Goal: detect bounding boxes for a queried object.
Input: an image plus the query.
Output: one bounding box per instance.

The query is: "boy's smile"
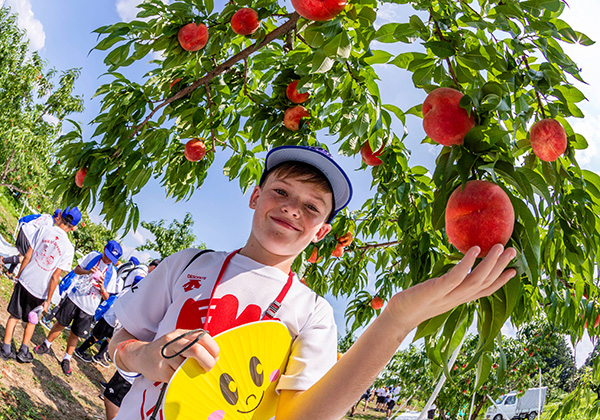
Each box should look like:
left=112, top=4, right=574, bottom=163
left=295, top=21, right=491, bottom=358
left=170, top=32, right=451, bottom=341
left=243, top=173, right=333, bottom=269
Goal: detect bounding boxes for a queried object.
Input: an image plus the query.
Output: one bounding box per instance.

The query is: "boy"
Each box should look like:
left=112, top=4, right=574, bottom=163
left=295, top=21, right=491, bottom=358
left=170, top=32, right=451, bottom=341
left=2, top=208, right=62, bottom=276
left=75, top=258, right=159, bottom=367
left=108, top=145, right=517, bottom=420
left=0, top=206, right=80, bottom=363
left=35, top=240, right=123, bottom=376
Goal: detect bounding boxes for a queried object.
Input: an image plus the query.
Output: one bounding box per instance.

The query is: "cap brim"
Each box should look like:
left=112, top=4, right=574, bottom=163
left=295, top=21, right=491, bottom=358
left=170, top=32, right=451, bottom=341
left=105, top=251, right=120, bottom=264
left=264, top=146, right=353, bottom=219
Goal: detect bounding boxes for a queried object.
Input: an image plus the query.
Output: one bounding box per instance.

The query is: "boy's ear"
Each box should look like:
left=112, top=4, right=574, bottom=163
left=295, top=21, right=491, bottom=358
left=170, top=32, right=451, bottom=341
left=249, top=186, right=261, bottom=209
left=312, top=222, right=332, bottom=243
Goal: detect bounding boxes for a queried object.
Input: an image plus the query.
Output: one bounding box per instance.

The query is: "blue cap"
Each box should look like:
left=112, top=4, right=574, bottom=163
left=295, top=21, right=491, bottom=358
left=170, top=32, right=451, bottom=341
left=104, top=240, right=123, bottom=264
left=129, top=256, right=140, bottom=265
left=53, top=209, right=62, bottom=218
left=132, top=275, right=145, bottom=285
left=62, top=206, right=82, bottom=226
left=262, top=146, right=353, bottom=222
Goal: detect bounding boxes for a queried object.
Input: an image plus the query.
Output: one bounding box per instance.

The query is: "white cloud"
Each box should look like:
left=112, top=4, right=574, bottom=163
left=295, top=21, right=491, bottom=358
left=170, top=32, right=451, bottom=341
left=570, top=113, right=600, bottom=169
left=2, top=0, right=45, bottom=51
left=115, top=0, right=143, bottom=22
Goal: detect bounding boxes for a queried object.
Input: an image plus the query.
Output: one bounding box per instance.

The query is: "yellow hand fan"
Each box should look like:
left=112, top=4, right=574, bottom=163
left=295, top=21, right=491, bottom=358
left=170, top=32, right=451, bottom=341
left=163, top=320, right=292, bottom=420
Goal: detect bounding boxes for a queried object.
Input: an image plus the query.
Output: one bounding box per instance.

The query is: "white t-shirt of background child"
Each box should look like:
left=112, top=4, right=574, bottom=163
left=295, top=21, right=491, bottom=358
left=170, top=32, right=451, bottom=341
left=67, top=252, right=122, bottom=315
left=113, top=249, right=338, bottom=420
left=21, top=214, right=54, bottom=242
left=18, top=225, right=74, bottom=300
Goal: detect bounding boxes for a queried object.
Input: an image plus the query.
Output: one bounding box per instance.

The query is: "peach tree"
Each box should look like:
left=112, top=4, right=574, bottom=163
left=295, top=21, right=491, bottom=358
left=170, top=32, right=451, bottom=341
left=51, top=0, right=598, bottom=414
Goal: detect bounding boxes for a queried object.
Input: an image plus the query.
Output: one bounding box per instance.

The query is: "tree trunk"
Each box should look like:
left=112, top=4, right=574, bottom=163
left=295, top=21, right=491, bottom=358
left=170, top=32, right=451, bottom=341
left=471, top=399, right=486, bottom=420
left=1, top=148, right=16, bottom=181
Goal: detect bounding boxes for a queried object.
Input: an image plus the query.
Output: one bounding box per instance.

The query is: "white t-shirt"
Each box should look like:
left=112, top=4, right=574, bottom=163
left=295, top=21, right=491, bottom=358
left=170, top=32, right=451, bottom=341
left=18, top=225, right=74, bottom=299
left=20, top=214, right=54, bottom=242
left=67, top=252, right=122, bottom=315
left=113, top=249, right=337, bottom=420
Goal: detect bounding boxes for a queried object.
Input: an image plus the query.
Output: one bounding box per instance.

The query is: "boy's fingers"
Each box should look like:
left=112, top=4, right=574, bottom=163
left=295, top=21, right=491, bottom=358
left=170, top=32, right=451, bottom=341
left=475, top=268, right=517, bottom=299
left=468, top=245, right=515, bottom=284
left=442, top=246, right=481, bottom=286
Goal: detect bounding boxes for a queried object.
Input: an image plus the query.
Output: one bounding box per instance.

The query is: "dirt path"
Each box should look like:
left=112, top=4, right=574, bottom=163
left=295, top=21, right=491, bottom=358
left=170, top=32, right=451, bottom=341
left=0, top=273, right=115, bottom=420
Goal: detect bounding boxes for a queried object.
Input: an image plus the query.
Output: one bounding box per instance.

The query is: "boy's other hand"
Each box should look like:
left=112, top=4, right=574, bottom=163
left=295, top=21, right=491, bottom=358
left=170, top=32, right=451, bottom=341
left=384, top=244, right=517, bottom=333
left=135, top=329, right=220, bottom=383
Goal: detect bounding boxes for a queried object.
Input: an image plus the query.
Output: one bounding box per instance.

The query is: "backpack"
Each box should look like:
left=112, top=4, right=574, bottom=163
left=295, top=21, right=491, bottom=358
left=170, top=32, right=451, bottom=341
left=115, top=261, right=137, bottom=283
left=19, top=214, right=41, bottom=225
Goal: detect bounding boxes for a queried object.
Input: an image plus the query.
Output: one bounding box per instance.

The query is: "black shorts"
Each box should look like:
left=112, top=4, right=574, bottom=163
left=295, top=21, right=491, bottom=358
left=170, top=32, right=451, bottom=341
left=427, top=410, right=435, bottom=419
left=15, top=227, right=31, bottom=256
left=91, top=318, right=114, bottom=340
left=359, top=392, right=370, bottom=401
left=7, top=282, right=44, bottom=322
left=387, top=400, right=396, bottom=410
left=104, top=371, right=132, bottom=407
left=376, top=396, right=385, bottom=404
left=55, top=297, right=94, bottom=338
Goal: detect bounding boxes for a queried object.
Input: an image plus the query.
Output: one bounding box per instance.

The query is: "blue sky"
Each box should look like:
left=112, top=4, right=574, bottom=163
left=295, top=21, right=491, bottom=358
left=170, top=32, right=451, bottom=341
left=3, top=0, right=599, bottom=366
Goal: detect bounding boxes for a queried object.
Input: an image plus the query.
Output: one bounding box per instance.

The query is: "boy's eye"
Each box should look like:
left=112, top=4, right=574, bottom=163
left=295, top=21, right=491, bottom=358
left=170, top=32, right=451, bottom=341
left=306, top=204, right=319, bottom=212
left=274, top=189, right=286, bottom=196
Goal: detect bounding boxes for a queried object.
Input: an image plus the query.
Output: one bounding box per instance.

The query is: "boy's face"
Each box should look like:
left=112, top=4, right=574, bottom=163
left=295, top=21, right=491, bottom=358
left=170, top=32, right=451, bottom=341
left=248, top=171, right=333, bottom=258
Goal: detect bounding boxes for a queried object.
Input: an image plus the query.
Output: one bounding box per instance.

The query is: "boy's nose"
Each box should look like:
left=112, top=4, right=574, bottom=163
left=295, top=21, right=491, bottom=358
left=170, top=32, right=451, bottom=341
left=282, top=202, right=300, bottom=218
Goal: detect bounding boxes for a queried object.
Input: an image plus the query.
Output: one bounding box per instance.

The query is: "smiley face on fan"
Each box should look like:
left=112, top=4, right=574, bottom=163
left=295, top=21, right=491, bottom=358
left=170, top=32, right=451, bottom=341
left=164, top=321, right=292, bottom=420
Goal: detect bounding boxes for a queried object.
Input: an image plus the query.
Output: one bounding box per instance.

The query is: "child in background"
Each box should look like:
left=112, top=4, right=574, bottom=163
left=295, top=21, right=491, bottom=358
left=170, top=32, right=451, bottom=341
left=0, top=206, right=80, bottom=363
left=35, top=240, right=123, bottom=376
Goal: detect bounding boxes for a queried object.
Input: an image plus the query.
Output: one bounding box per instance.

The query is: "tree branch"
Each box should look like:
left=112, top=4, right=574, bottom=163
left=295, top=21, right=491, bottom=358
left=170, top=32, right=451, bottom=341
left=129, top=12, right=300, bottom=139
left=243, top=58, right=259, bottom=105
left=522, top=56, right=547, bottom=119
left=352, top=240, right=400, bottom=252
left=429, top=11, right=460, bottom=89
left=204, top=81, right=217, bottom=151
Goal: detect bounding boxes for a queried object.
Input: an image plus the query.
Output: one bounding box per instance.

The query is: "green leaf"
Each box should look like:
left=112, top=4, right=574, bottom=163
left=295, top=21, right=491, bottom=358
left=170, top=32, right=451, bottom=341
left=312, top=49, right=335, bottom=73
left=364, top=50, right=393, bottom=65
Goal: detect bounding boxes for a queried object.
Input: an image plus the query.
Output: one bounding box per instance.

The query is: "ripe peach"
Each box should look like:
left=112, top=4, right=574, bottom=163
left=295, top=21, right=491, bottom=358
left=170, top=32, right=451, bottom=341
left=422, top=87, right=475, bottom=146
left=75, top=168, right=87, bottom=188
left=307, top=247, right=322, bottom=263
left=445, top=180, right=515, bottom=257
left=360, top=142, right=384, bottom=166
left=370, top=296, right=384, bottom=310
left=178, top=22, right=209, bottom=51
left=286, top=80, right=309, bottom=104
left=169, top=78, right=182, bottom=89
left=290, top=0, right=347, bottom=21
left=331, top=243, right=344, bottom=258
left=337, top=232, right=353, bottom=247
left=184, top=139, right=207, bottom=162
left=529, top=118, right=567, bottom=162
left=337, top=352, right=343, bottom=361
left=230, top=8, right=260, bottom=36
left=284, top=105, right=310, bottom=131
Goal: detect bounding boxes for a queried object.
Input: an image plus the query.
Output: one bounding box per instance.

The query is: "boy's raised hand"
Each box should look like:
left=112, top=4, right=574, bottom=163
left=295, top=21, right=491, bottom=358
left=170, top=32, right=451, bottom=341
left=385, top=244, right=517, bottom=332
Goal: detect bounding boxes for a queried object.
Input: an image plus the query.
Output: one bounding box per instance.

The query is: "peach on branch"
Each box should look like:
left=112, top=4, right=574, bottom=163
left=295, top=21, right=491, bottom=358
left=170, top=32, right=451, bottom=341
left=290, top=0, right=347, bottom=21
left=445, top=180, right=515, bottom=257
left=529, top=118, right=567, bottom=162
left=331, top=243, right=344, bottom=258
left=286, top=80, right=310, bottom=104
left=337, top=232, right=353, bottom=247
left=370, top=296, right=384, bottom=310
left=184, top=138, right=207, bottom=162
left=231, top=8, right=260, bottom=36
left=360, top=142, right=384, bottom=166
left=284, top=105, right=310, bottom=131
left=422, top=87, right=475, bottom=146
left=178, top=22, right=209, bottom=51
left=307, top=247, right=322, bottom=263
left=169, top=78, right=182, bottom=89
left=75, top=168, right=87, bottom=188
